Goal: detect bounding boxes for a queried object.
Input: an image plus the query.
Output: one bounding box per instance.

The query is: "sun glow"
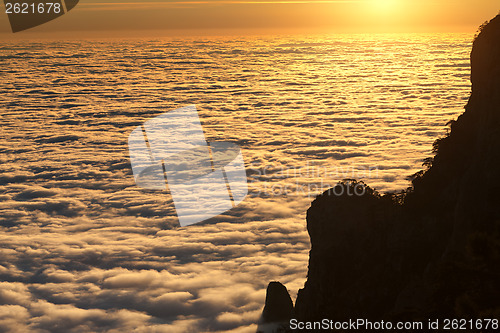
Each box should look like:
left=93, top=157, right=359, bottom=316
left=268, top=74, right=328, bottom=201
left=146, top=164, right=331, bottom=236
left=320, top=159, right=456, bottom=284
left=370, top=0, right=401, bottom=16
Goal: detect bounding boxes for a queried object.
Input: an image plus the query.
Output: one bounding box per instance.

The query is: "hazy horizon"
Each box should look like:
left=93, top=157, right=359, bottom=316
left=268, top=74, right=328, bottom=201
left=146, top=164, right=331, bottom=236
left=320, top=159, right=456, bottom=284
left=0, top=0, right=498, bottom=38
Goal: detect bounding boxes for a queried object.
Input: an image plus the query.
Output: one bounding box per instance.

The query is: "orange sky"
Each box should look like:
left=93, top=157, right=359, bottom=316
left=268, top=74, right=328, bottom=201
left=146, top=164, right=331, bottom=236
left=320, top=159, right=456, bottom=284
left=0, top=0, right=499, bottom=37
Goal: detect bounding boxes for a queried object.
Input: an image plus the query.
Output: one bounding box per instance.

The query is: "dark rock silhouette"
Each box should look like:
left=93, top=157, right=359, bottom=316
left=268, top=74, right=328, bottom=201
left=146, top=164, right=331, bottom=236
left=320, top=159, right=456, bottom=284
left=295, top=180, right=403, bottom=322
left=257, top=282, right=294, bottom=333
left=262, top=282, right=294, bottom=323
left=260, top=14, right=500, bottom=331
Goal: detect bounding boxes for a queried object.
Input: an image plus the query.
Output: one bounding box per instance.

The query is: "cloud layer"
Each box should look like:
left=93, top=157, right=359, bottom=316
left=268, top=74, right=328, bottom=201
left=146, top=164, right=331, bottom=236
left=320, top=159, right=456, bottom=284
left=0, top=34, right=472, bottom=331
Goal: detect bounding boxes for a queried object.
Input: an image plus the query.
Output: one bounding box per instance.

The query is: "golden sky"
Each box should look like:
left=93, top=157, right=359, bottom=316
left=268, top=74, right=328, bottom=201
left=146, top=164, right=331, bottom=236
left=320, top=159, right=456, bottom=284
left=0, top=0, right=499, bottom=36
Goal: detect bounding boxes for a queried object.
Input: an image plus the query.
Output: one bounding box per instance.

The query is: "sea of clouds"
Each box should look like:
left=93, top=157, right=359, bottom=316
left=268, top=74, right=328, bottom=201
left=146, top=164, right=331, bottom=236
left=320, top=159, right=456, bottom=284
left=0, top=34, right=472, bottom=332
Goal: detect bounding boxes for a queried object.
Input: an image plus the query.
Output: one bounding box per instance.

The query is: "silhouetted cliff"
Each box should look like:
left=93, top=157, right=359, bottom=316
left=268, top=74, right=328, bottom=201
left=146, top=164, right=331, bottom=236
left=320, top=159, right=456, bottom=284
left=257, top=282, right=294, bottom=333
left=261, top=14, right=500, bottom=331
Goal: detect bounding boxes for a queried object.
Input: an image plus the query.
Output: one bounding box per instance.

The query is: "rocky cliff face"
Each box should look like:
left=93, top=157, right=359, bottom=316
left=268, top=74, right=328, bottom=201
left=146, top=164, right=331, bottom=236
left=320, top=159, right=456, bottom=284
left=257, top=282, right=293, bottom=333
left=262, top=14, right=500, bottom=329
